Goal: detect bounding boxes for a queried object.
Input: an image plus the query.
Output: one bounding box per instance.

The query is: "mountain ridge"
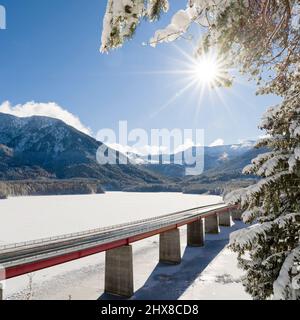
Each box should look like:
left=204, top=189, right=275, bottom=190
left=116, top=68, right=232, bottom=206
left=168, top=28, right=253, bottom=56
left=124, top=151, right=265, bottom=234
left=0, top=112, right=164, bottom=189
left=0, top=112, right=262, bottom=197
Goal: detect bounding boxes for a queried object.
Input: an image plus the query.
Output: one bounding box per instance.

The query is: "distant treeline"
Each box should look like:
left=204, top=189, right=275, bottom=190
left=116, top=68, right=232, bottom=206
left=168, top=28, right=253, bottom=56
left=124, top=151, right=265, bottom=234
left=0, top=179, right=104, bottom=199
left=0, top=176, right=257, bottom=200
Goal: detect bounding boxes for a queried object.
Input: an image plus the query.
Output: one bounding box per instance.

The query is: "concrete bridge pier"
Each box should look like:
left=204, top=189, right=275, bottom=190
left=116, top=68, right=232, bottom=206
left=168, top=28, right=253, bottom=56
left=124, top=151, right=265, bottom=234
left=205, top=214, right=220, bottom=234
left=187, top=219, right=205, bottom=247
left=104, top=245, right=134, bottom=298
left=219, top=210, right=233, bottom=227
left=159, top=228, right=181, bottom=264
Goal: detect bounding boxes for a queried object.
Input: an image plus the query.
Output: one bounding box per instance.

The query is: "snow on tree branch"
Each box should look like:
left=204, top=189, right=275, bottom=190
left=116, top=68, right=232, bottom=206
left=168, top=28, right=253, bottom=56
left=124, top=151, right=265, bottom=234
left=100, top=0, right=235, bottom=51
left=147, top=0, right=169, bottom=21
left=273, top=245, right=300, bottom=300
left=230, top=213, right=300, bottom=251
left=100, top=0, right=145, bottom=53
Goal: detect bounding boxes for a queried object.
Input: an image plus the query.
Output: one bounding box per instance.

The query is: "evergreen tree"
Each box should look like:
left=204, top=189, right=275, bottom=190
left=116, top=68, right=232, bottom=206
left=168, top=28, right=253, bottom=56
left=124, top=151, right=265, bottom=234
left=101, top=0, right=300, bottom=299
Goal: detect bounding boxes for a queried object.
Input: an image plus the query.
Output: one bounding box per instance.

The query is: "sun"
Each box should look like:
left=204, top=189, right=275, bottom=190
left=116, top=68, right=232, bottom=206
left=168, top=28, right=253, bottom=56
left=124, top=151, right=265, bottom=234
left=144, top=46, right=232, bottom=118
left=192, top=55, right=221, bottom=86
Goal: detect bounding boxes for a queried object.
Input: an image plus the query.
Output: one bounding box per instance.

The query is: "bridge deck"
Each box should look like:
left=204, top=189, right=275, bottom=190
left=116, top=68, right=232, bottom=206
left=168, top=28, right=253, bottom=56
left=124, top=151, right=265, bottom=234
left=0, top=202, right=235, bottom=280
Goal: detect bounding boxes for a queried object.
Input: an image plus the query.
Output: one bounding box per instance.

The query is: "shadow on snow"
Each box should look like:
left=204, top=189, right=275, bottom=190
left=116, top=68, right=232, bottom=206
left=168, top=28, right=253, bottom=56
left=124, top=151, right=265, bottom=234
left=99, top=221, right=245, bottom=300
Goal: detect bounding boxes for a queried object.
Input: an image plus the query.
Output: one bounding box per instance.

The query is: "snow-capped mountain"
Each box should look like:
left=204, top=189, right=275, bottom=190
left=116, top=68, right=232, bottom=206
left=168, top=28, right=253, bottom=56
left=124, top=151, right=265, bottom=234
left=0, top=113, right=163, bottom=188
left=137, top=142, right=256, bottom=177
left=0, top=112, right=263, bottom=196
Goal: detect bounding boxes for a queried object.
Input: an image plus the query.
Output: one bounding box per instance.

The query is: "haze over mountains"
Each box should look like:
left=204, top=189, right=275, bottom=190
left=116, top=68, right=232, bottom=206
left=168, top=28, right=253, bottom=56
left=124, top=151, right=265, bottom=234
left=138, top=141, right=256, bottom=178
left=0, top=112, right=261, bottom=197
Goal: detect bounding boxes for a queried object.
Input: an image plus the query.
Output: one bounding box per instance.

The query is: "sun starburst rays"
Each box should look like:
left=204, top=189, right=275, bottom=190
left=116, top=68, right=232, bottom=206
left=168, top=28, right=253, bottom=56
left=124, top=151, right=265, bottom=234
left=134, top=45, right=242, bottom=120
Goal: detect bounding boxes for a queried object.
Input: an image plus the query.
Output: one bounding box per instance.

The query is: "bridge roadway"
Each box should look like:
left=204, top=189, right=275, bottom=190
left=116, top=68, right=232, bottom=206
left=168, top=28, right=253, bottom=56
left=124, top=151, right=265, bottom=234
left=0, top=202, right=235, bottom=281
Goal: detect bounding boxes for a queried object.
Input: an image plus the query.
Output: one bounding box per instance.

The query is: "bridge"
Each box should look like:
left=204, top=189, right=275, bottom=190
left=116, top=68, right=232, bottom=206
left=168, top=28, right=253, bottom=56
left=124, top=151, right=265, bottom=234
left=0, top=203, right=241, bottom=299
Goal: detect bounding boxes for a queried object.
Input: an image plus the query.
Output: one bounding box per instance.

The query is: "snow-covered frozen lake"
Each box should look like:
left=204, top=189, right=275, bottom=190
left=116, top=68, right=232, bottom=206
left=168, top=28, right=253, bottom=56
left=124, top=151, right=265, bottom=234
left=0, top=192, right=222, bottom=244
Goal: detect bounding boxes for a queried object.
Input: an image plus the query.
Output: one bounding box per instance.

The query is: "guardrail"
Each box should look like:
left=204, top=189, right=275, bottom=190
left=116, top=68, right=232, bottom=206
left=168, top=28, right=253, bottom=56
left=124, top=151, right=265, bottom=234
left=2, top=203, right=231, bottom=268
left=0, top=202, right=225, bottom=252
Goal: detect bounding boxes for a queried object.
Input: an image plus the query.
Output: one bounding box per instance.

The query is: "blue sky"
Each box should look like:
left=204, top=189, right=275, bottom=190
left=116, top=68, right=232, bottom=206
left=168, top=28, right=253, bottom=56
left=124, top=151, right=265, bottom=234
left=0, top=0, right=281, bottom=147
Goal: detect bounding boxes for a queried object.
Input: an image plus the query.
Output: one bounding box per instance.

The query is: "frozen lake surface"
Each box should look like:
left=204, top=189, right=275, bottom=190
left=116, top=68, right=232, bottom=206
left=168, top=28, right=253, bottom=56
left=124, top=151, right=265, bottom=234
left=0, top=192, right=222, bottom=244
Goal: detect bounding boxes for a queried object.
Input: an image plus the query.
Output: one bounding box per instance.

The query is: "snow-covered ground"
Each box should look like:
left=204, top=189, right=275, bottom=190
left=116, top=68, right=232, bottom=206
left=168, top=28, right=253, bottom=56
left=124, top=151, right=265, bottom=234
left=0, top=192, right=250, bottom=300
